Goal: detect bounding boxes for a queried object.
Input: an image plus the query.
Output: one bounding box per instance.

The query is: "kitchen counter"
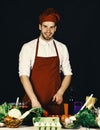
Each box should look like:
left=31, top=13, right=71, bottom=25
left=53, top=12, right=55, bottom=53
left=0, top=126, right=99, bottom=130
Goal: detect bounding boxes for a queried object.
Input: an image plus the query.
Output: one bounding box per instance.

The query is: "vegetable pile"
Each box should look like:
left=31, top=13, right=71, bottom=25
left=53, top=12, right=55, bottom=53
left=61, top=107, right=100, bottom=128
left=0, top=102, right=13, bottom=122
left=0, top=102, right=49, bottom=128
left=70, top=108, right=98, bottom=128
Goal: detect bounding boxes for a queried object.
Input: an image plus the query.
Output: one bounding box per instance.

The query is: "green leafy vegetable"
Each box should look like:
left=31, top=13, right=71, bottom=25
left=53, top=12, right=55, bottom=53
left=71, top=108, right=99, bottom=128
left=0, top=102, right=13, bottom=122
left=34, top=117, right=41, bottom=123
left=31, top=107, right=44, bottom=117
left=31, top=108, right=48, bottom=123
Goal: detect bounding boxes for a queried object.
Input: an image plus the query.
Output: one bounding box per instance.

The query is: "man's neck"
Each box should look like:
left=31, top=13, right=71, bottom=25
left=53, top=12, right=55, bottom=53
left=39, top=35, right=53, bottom=42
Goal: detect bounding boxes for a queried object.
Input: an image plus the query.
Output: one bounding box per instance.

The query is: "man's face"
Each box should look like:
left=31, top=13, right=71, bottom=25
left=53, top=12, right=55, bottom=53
left=39, top=21, right=57, bottom=41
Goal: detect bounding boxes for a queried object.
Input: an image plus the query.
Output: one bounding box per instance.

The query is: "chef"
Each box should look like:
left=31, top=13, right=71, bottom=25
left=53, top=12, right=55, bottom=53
left=18, top=8, right=72, bottom=115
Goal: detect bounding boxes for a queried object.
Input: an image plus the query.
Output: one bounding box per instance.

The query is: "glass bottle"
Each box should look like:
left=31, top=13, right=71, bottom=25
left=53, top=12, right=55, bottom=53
left=68, top=87, right=75, bottom=115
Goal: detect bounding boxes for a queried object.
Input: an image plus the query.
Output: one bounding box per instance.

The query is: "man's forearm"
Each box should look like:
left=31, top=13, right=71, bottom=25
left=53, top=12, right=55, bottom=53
left=57, top=75, right=72, bottom=95
left=20, top=75, right=38, bottom=102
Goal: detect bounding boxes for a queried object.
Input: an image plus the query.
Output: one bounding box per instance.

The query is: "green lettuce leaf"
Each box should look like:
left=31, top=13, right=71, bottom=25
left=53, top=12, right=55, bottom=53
left=0, top=102, right=13, bottom=122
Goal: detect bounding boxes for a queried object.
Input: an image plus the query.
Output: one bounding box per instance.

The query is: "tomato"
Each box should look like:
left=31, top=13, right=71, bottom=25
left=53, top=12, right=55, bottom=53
left=3, top=116, right=13, bottom=123
left=61, top=114, right=68, bottom=122
left=43, top=110, right=49, bottom=117
left=5, top=116, right=13, bottom=121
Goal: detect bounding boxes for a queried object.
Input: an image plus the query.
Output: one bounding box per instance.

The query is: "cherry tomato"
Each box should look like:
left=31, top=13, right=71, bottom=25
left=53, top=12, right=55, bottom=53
left=43, top=110, right=49, bottom=117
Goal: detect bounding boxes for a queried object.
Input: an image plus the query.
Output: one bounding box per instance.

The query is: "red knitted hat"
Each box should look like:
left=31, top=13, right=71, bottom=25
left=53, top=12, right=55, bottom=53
left=39, top=8, right=60, bottom=24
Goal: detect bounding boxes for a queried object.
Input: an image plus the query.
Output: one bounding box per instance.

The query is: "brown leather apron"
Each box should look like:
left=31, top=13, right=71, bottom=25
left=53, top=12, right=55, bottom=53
left=23, top=38, right=64, bottom=115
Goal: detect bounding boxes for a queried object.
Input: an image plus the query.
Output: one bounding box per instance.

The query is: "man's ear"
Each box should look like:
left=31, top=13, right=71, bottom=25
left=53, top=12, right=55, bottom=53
left=39, top=24, right=42, bottom=31
left=55, top=26, right=57, bottom=32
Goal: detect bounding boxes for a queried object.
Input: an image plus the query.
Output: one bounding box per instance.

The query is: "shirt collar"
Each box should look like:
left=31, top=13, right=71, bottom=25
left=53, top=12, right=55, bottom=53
left=39, top=37, right=54, bottom=45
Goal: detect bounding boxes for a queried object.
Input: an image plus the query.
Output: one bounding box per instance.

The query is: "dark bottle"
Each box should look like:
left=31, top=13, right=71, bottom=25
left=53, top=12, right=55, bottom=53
left=68, top=87, right=75, bottom=115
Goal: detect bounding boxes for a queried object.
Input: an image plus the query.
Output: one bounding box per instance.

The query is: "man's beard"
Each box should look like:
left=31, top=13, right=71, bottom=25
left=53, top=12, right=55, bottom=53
left=41, top=33, right=53, bottom=41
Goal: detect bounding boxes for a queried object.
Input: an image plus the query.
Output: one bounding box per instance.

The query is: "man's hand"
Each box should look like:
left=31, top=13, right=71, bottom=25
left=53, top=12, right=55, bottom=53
left=52, top=92, right=63, bottom=104
left=31, top=99, right=41, bottom=108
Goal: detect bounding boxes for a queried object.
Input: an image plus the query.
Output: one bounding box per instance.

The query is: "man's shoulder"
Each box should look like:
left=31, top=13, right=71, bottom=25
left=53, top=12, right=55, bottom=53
left=22, top=38, right=37, bottom=48
left=54, top=39, right=66, bottom=47
left=24, top=38, right=37, bottom=45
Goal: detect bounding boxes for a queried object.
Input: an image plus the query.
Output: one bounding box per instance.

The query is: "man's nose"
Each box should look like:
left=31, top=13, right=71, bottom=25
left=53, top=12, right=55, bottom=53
left=46, top=28, right=51, bottom=32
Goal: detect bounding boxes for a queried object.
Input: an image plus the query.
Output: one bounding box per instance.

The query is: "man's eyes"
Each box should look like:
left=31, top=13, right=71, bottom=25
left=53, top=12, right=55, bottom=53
left=43, top=26, right=55, bottom=29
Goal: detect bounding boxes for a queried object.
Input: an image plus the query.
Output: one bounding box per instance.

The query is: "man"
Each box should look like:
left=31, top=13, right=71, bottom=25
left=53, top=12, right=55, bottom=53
left=18, top=8, right=72, bottom=115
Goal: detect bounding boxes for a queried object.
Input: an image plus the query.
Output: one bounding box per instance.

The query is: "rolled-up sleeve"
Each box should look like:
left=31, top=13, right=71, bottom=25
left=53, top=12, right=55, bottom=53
left=18, top=44, right=31, bottom=77
left=59, top=44, right=72, bottom=76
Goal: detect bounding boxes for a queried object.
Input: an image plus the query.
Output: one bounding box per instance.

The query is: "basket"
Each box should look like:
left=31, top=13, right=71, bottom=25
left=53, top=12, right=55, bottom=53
left=3, top=117, right=23, bottom=128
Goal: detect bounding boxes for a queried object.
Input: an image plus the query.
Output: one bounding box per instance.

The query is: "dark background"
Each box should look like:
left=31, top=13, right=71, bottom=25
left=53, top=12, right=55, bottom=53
left=1, top=1, right=100, bottom=106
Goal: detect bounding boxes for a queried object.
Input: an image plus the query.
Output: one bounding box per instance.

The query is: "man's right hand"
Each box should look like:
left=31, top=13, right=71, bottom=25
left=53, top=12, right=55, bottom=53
left=31, top=99, right=41, bottom=108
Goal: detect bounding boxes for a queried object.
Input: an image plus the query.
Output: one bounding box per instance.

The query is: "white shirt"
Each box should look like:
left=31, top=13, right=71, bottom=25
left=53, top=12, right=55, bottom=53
left=18, top=37, right=72, bottom=77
